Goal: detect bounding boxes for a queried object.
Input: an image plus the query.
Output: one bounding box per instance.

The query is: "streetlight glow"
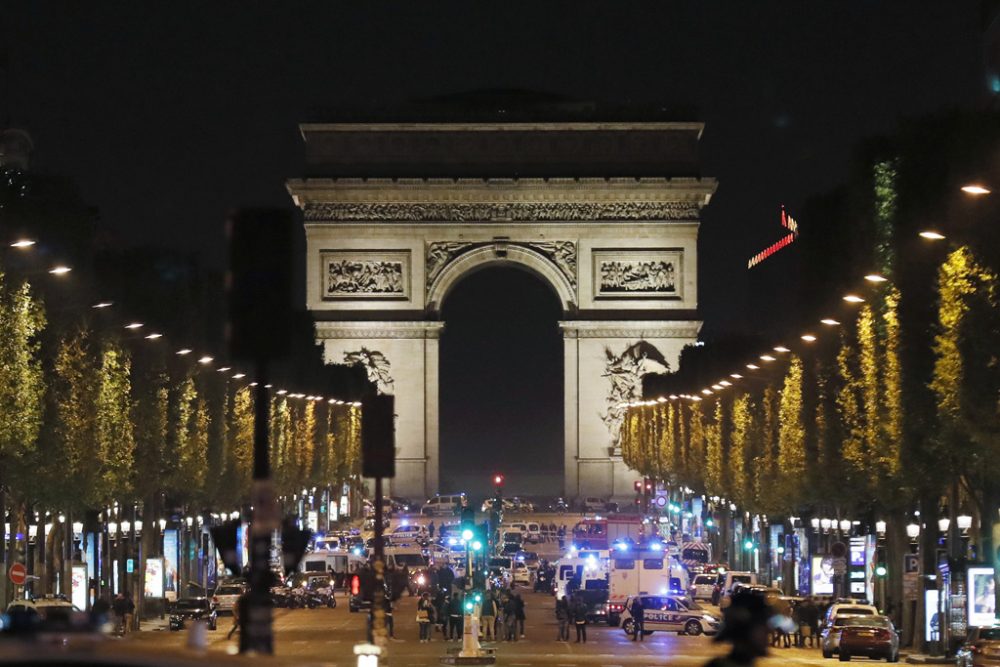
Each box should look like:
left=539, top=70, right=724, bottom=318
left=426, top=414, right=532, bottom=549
left=198, top=356, right=213, bottom=364
left=801, top=334, right=817, bottom=342
left=760, top=354, right=776, bottom=362
left=232, top=373, right=245, bottom=379
left=746, top=363, right=759, bottom=370
left=843, top=294, right=865, bottom=303
left=919, top=230, right=946, bottom=240
left=820, top=318, right=840, bottom=326
left=773, top=346, right=790, bottom=353
left=10, top=239, right=36, bottom=248
left=711, top=384, right=723, bottom=391
left=144, top=333, right=162, bottom=340
left=49, top=266, right=72, bottom=275
left=92, top=302, right=113, bottom=309
left=864, top=274, right=888, bottom=283
left=961, top=184, right=991, bottom=195
left=730, top=373, right=743, bottom=379
left=701, top=388, right=712, bottom=395
left=124, top=322, right=143, bottom=330
left=177, top=349, right=192, bottom=355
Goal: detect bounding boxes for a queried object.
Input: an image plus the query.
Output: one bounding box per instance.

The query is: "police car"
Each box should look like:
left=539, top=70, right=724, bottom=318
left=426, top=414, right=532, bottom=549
left=620, top=594, right=720, bottom=637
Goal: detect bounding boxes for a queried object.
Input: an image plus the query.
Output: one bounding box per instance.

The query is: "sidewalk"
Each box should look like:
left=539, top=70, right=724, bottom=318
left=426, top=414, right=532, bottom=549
left=904, top=654, right=952, bottom=664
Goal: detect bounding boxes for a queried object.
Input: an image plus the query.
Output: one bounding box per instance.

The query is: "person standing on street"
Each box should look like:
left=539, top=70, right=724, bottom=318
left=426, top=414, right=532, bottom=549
left=227, top=593, right=243, bottom=639
left=417, top=592, right=434, bottom=642
left=631, top=596, right=645, bottom=641
left=514, top=593, right=526, bottom=639
left=480, top=590, right=497, bottom=641
left=448, top=592, right=463, bottom=641
left=555, top=595, right=570, bottom=641
left=572, top=594, right=589, bottom=643
left=428, top=521, right=435, bottom=540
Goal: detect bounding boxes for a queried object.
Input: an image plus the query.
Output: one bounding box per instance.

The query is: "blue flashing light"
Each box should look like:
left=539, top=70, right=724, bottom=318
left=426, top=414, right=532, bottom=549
left=352, top=547, right=363, bottom=556
left=401, top=518, right=409, bottom=526
left=705, top=518, right=715, bottom=528
left=649, top=542, right=662, bottom=552
left=615, top=542, right=629, bottom=552
left=569, top=544, right=578, bottom=553
left=448, top=537, right=458, bottom=546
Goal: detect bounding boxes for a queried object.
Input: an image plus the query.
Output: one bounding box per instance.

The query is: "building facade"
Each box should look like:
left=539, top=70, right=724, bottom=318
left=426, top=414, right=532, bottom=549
left=288, top=121, right=714, bottom=501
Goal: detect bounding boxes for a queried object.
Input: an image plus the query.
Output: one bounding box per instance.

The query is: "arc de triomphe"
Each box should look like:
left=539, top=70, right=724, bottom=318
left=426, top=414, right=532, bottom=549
left=287, top=121, right=715, bottom=501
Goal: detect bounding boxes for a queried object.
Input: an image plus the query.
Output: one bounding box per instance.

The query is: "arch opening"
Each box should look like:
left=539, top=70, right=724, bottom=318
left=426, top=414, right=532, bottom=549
left=439, top=265, right=564, bottom=499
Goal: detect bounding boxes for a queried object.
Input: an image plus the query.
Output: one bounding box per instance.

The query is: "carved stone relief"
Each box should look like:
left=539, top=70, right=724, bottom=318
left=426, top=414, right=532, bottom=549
left=593, top=249, right=683, bottom=299
left=342, top=348, right=394, bottom=395
left=321, top=250, right=410, bottom=300
left=601, top=341, right=670, bottom=449
left=304, top=201, right=700, bottom=222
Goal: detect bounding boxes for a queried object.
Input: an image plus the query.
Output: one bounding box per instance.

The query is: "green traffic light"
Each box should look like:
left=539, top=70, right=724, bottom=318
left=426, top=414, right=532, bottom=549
left=876, top=565, right=887, bottom=577
left=465, top=601, right=473, bottom=612
left=744, top=540, right=754, bottom=550
left=474, top=593, right=482, bottom=602
left=471, top=540, right=483, bottom=551
left=462, top=528, right=474, bottom=541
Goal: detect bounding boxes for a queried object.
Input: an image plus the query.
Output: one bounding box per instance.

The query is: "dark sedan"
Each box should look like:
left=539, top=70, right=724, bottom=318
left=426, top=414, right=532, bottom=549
left=169, top=597, right=218, bottom=631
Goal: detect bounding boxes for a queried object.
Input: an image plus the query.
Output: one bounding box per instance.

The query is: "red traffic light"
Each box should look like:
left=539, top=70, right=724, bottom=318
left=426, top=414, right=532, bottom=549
left=494, top=474, right=504, bottom=486
left=634, top=480, right=642, bottom=492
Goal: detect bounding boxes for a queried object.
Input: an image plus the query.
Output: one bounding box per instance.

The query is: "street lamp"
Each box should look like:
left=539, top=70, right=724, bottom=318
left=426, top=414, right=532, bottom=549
left=919, top=230, right=946, bottom=240
left=938, top=517, right=951, bottom=533
left=839, top=519, right=852, bottom=533
left=956, top=514, right=973, bottom=531
left=906, top=523, right=921, bottom=540
left=875, top=520, right=887, bottom=535
left=820, top=518, right=831, bottom=531
left=961, top=184, right=991, bottom=195
left=811, top=517, right=821, bottom=530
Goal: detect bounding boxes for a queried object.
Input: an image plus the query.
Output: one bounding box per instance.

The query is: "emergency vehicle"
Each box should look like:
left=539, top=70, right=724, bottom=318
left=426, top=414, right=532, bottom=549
left=607, top=544, right=689, bottom=625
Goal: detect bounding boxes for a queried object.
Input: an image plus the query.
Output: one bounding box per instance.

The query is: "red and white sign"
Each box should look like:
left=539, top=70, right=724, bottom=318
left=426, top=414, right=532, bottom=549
left=8, top=562, right=27, bottom=585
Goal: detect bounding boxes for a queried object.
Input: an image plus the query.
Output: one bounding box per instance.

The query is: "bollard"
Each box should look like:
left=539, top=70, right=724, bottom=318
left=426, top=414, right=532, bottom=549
left=354, top=642, right=381, bottom=667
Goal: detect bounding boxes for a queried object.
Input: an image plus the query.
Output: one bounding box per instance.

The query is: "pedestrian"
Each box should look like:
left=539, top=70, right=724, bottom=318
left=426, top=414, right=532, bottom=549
left=226, top=593, right=246, bottom=639
left=480, top=591, right=497, bottom=641
left=383, top=595, right=395, bottom=639
left=630, top=596, right=645, bottom=641
left=503, top=594, right=518, bottom=641
left=112, top=593, right=128, bottom=636
left=702, top=591, right=773, bottom=667
left=557, top=525, right=566, bottom=550
left=428, top=521, right=435, bottom=539
left=435, top=590, right=449, bottom=638
left=438, top=564, right=455, bottom=595
left=572, top=595, right=588, bottom=643
left=514, top=593, right=526, bottom=639
left=417, top=592, right=434, bottom=642
left=803, top=598, right=820, bottom=648
left=91, top=595, right=111, bottom=629
left=448, top=592, right=463, bottom=641
left=555, top=596, right=570, bottom=641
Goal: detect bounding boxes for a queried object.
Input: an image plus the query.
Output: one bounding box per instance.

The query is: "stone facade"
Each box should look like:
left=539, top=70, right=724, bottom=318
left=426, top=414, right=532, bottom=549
left=288, top=122, right=715, bottom=502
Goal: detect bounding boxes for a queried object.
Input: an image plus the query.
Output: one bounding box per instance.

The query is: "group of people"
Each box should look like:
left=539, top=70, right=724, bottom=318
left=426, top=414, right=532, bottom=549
left=554, top=594, right=591, bottom=642
left=413, top=587, right=526, bottom=643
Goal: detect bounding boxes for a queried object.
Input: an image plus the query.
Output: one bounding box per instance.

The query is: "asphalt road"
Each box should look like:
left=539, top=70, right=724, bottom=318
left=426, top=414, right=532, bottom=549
left=130, top=587, right=836, bottom=666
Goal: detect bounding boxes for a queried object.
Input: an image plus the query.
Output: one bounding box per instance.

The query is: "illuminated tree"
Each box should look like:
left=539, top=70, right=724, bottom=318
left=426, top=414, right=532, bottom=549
left=704, top=401, right=724, bottom=497
left=776, top=356, right=806, bottom=510
left=94, top=339, right=135, bottom=504
left=729, top=394, right=753, bottom=508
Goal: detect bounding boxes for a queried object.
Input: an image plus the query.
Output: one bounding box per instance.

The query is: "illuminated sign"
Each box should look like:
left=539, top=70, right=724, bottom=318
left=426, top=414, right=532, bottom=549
left=144, top=558, right=164, bottom=598
left=748, top=206, right=800, bottom=269
left=812, top=555, right=834, bottom=595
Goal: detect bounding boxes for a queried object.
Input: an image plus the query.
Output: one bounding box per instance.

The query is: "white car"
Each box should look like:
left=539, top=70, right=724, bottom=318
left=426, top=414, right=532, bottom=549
left=421, top=494, right=466, bottom=516
left=688, top=573, right=717, bottom=601
left=581, top=497, right=608, bottom=513
left=621, top=594, right=720, bottom=637
left=391, top=524, right=428, bottom=541
left=212, top=583, right=245, bottom=614
left=820, top=602, right=880, bottom=657
left=512, top=561, right=532, bottom=586
left=6, top=597, right=78, bottom=619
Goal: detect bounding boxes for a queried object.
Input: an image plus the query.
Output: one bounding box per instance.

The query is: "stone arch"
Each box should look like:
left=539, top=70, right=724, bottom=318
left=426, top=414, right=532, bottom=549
left=426, top=244, right=577, bottom=314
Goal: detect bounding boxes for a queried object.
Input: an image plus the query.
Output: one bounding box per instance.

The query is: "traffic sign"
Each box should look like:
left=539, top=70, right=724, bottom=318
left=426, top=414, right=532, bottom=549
left=8, top=563, right=26, bottom=586
left=655, top=496, right=667, bottom=508
left=904, top=553, right=919, bottom=574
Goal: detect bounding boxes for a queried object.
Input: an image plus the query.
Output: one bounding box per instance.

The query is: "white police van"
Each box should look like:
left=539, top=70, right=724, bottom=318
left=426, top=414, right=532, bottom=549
left=620, top=594, right=720, bottom=637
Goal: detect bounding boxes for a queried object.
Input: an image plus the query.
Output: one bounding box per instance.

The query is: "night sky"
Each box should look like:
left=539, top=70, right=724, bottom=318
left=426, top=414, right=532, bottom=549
left=2, top=2, right=985, bottom=494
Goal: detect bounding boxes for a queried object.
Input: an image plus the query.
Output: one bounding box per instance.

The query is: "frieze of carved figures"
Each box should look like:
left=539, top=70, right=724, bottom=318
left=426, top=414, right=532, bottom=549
left=601, top=340, right=670, bottom=449
left=599, top=259, right=676, bottom=294
left=325, top=257, right=405, bottom=298
left=425, top=240, right=577, bottom=289
left=303, top=201, right=701, bottom=222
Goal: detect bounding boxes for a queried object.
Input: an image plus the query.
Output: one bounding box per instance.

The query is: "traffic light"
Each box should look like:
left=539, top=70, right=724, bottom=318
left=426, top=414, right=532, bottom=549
left=493, top=473, right=504, bottom=488
left=461, top=506, right=475, bottom=531
left=634, top=480, right=642, bottom=493
left=644, top=478, right=653, bottom=492
left=875, top=565, right=888, bottom=577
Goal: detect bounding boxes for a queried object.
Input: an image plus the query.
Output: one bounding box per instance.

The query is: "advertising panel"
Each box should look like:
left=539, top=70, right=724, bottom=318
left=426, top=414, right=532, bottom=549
left=163, top=529, right=178, bottom=598
left=71, top=564, right=87, bottom=611
left=968, top=566, right=996, bottom=628
left=812, top=555, right=834, bottom=595
left=144, top=557, right=164, bottom=598
left=925, top=589, right=940, bottom=642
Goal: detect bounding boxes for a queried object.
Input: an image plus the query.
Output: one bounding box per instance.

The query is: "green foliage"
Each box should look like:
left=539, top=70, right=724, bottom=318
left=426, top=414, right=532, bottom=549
left=0, top=274, right=46, bottom=465
left=776, top=356, right=806, bottom=508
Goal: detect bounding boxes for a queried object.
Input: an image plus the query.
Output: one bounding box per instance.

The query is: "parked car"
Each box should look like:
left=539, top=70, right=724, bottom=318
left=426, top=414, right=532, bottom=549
left=581, top=497, right=609, bottom=513
left=169, top=597, right=217, bottom=631
left=481, top=498, right=515, bottom=513
left=421, top=494, right=466, bottom=516
left=211, top=582, right=246, bottom=615
left=958, top=625, right=1000, bottom=667
left=5, top=596, right=78, bottom=621
left=689, top=573, right=717, bottom=601
left=620, top=594, right=720, bottom=636
left=836, top=615, right=899, bottom=662
left=512, top=561, right=533, bottom=586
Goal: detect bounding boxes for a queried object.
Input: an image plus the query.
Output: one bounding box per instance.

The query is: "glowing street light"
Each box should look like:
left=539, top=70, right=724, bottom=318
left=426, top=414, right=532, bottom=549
left=198, top=355, right=213, bottom=364
left=711, top=384, right=723, bottom=391
left=701, top=388, right=712, bottom=395
left=124, top=322, right=144, bottom=330
left=961, top=184, right=991, bottom=195
left=864, top=274, right=888, bottom=283
left=92, top=302, right=113, bottom=309
left=919, top=230, right=946, bottom=240
left=843, top=294, right=865, bottom=303
left=746, top=363, right=759, bottom=370
left=801, top=334, right=817, bottom=342
left=10, top=239, right=36, bottom=248
left=730, top=373, right=743, bottom=379
left=773, top=346, right=790, bottom=353
left=144, top=333, right=162, bottom=340
left=49, top=265, right=72, bottom=275
left=759, top=355, right=776, bottom=362
left=820, top=318, right=840, bottom=326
